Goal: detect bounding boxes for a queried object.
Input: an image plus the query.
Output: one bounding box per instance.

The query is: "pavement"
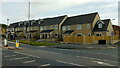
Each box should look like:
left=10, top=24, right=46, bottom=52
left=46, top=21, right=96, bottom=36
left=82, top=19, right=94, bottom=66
left=1, top=41, right=120, bottom=68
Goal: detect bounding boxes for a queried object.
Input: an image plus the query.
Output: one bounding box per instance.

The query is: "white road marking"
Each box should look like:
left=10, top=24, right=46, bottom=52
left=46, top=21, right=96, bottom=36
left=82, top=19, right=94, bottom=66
left=23, top=60, right=36, bottom=63
left=37, top=50, right=61, bottom=54
left=92, top=61, right=115, bottom=66
left=9, top=57, right=29, bottom=60
left=56, top=60, right=82, bottom=66
left=76, top=56, right=79, bottom=57
left=14, top=52, right=40, bottom=58
left=41, top=64, right=50, bottom=66
left=79, top=56, right=119, bottom=63
left=4, top=55, right=16, bottom=57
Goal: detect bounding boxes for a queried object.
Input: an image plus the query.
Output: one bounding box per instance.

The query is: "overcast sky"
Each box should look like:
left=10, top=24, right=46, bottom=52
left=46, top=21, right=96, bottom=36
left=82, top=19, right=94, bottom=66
left=0, top=0, right=119, bottom=25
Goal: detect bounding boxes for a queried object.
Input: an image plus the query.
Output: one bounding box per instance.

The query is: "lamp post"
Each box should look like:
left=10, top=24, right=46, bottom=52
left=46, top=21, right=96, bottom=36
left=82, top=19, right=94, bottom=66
left=26, top=0, right=31, bottom=42
left=7, top=19, right=9, bottom=40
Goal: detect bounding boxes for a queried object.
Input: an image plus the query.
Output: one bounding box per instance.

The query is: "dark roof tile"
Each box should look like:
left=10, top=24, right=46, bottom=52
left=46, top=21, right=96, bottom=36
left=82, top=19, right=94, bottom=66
left=62, top=12, right=98, bottom=25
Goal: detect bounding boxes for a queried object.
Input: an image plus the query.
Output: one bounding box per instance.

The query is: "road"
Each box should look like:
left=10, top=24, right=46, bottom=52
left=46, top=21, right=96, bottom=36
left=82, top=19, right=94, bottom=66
left=1, top=41, right=120, bottom=68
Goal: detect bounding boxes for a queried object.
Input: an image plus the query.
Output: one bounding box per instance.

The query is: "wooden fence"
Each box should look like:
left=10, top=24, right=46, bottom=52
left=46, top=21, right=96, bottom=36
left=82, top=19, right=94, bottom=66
left=63, top=35, right=120, bottom=44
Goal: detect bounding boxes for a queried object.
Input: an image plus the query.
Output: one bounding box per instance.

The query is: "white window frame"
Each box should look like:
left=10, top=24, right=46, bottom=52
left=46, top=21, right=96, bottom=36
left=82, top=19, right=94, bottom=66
left=19, top=23, right=20, bottom=26
left=51, top=25, right=53, bottom=29
left=44, top=26, right=46, bottom=30
left=77, top=25, right=82, bottom=30
left=40, top=27, right=43, bottom=31
left=68, top=26, right=70, bottom=30
left=98, top=23, right=102, bottom=28
left=62, top=26, right=66, bottom=31
left=54, top=25, right=58, bottom=29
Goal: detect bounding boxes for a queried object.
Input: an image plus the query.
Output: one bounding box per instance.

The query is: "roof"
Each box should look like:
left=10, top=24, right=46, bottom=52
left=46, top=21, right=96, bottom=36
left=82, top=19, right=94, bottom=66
left=40, top=15, right=67, bottom=26
left=93, top=19, right=110, bottom=32
left=112, top=25, right=120, bottom=30
left=40, top=29, right=53, bottom=33
left=8, top=23, right=18, bottom=28
left=62, top=12, right=98, bottom=26
left=63, top=30, right=74, bottom=34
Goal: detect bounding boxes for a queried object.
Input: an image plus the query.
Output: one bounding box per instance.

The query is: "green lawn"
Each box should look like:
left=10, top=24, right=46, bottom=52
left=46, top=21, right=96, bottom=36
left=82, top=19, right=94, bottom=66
left=12, top=40, right=59, bottom=46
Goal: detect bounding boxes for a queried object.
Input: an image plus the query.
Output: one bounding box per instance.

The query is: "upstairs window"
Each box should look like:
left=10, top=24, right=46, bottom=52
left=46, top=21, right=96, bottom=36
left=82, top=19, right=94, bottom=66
left=54, top=25, right=58, bottom=29
left=68, top=26, right=70, bottom=30
left=24, top=23, right=26, bottom=25
left=98, top=23, right=102, bottom=28
left=87, top=24, right=90, bottom=28
left=77, top=25, right=82, bottom=30
left=44, top=26, right=46, bottom=30
left=62, top=26, right=66, bottom=31
left=40, top=27, right=43, bottom=31
left=97, top=20, right=104, bottom=29
left=18, top=23, right=20, bottom=26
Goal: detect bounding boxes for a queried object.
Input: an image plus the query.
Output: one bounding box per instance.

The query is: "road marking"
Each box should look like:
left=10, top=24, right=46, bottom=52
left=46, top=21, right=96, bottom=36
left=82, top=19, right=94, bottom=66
left=14, top=52, right=41, bottom=58
left=79, top=56, right=120, bottom=63
left=76, top=56, right=79, bottom=57
left=41, top=64, right=50, bottom=66
left=4, top=55, right=16, bottom=57
left=9, top=57, right=29, bottom=60
left=92, top=61, right=115, bottom=66
left=56, top=60, right=82, bottom=66
left=23, top=60, right=36, bottom=63
left=37, top=50, right=61, bottom=54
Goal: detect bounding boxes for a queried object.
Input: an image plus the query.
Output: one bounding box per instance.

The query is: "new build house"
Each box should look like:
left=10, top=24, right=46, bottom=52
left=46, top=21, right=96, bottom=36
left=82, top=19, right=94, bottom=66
left=62, top=12, right=100, bottom=37
left=39, top=15, right=67, bottom=41
left=7, top=12, right=120, bottom=44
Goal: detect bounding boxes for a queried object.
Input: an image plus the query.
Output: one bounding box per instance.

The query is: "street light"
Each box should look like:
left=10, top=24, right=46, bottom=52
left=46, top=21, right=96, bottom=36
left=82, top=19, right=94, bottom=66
left=26, top=0, right=31, bottom=42
left=7, top=19, right=9, bottom=40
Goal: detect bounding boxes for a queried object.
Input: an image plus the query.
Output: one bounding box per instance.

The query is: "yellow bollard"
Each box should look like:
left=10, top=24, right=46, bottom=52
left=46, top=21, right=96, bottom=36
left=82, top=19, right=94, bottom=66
left=16, top=40, right=19, bottom=48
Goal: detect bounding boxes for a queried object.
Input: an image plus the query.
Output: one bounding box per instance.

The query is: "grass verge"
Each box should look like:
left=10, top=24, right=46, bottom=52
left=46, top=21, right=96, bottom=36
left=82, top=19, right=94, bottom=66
left=12, top=40, right=59, bottom=46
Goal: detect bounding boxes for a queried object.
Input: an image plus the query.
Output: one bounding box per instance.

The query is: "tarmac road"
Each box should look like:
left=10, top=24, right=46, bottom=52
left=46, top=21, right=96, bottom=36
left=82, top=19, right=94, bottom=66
left=1, top=41, right=120, bottom=68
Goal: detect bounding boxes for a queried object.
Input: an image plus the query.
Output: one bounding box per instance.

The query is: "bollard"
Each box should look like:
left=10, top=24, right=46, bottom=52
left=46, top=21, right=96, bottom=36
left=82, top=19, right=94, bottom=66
left=15, top=40, right=19, bottom=48
left=4, top=39, right=8, bottom=47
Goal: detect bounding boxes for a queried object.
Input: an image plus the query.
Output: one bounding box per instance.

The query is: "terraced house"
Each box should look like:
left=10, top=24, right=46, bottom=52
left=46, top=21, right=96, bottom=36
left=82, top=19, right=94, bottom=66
left=7, top=12, right=120, bottom=44
left=39, top=15, right=67, bottom=41
left=62, top=12, right=118, bottom=44
left=26, top=19, right=41, bottom=40
left=62, top=12, right=100, bottom=37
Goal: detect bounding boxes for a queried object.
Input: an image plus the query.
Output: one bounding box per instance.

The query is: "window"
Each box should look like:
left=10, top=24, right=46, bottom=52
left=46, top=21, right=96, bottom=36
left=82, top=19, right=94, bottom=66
left=39, top=21, right=41, bottom=24
left=44, top=26, right=46, bottom=30
left=77, top=33, right=82, bottom=36
left=51, top=25, right=53, bottom=29
left=96, top=34, right=102, bottom=36
left=24, top=23, right=26, bottom=25
left=40, top=27, right=43, bottom=31
left=98, top=23, right=102, bottom=28
left=68, top=26, right=70, bottom=30
left=54, top=25, right=58, bottom=29
left=31, top=22, right=33, bottom=25
left=87, top=24, right=90, bottom=28
left=18, top=23, right=20, bottom=26
left=77, top=25, right=82, bottom=30
left=62, top=26, right=66, bottom=31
